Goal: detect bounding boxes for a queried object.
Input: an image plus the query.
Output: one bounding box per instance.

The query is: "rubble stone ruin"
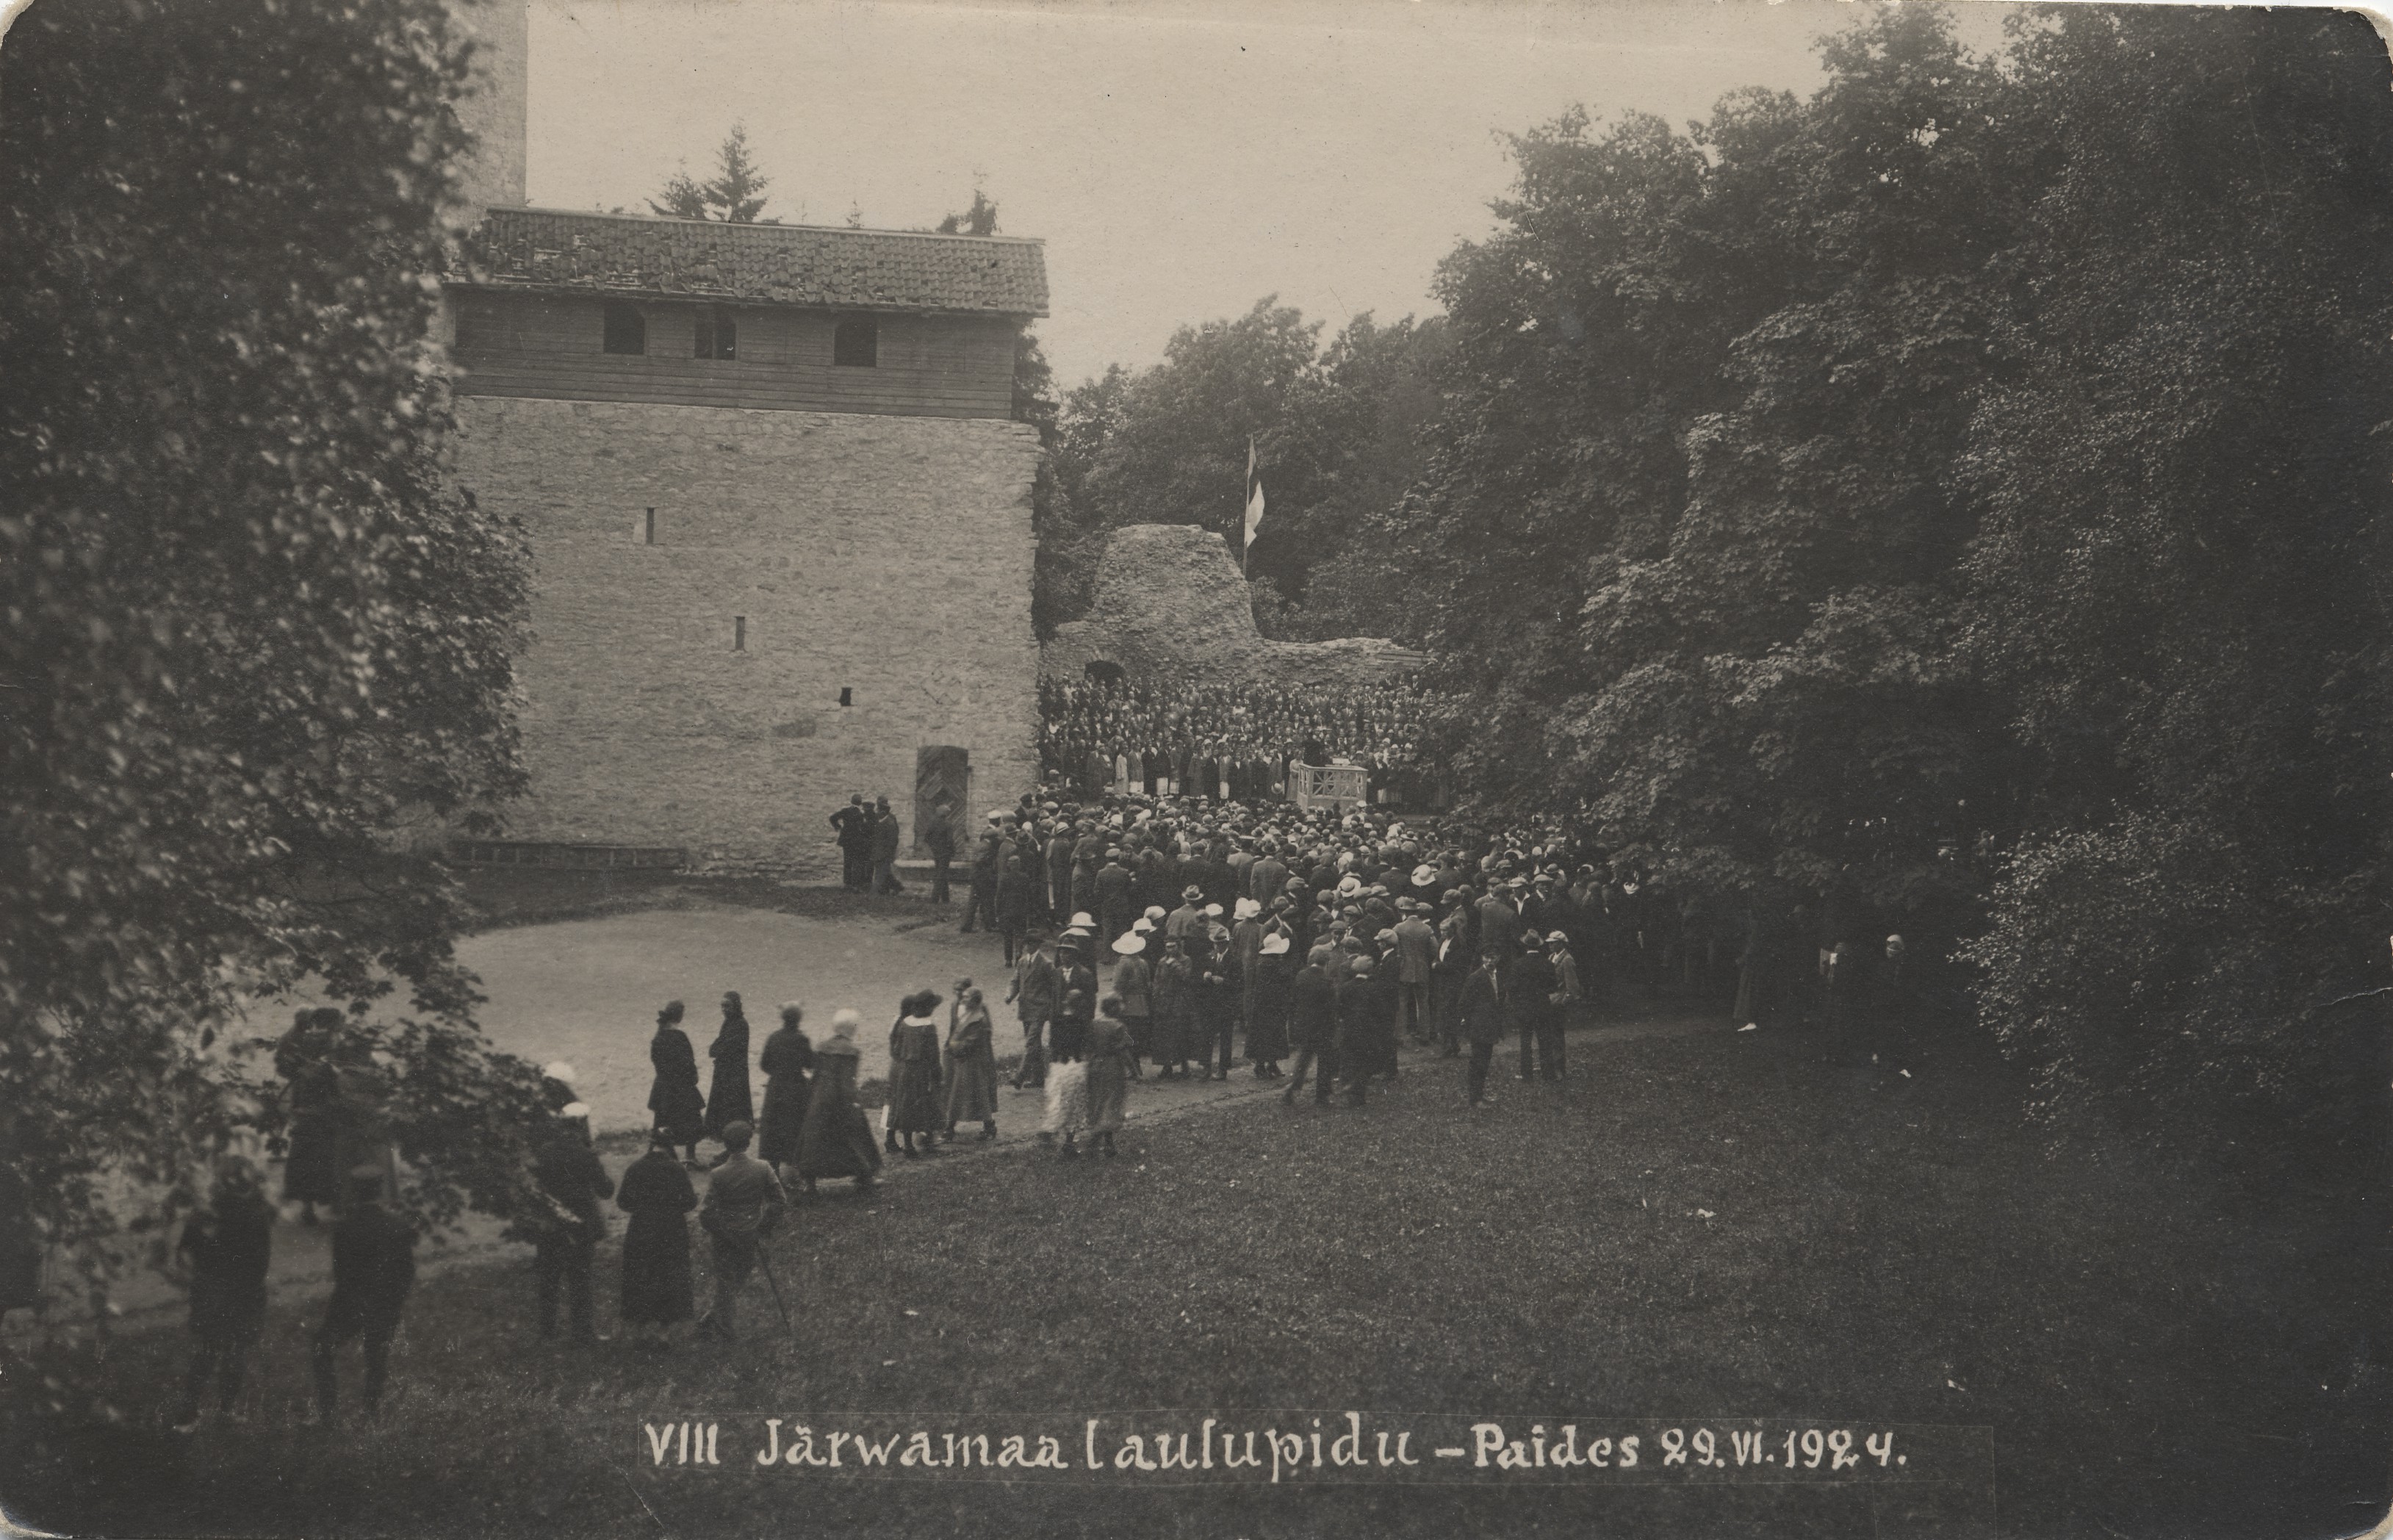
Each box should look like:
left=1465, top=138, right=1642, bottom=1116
left=1041, top=524, right=1425, bottom=688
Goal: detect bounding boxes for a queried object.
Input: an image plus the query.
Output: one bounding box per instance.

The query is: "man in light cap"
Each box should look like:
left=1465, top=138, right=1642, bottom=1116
left=530, top=1099, right=615, bottom=1345
left=694, top=1120, right=784, bottom=1342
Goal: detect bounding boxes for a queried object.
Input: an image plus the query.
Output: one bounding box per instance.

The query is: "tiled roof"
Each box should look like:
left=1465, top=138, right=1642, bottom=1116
left=455, top=207, right=1048, bottom=317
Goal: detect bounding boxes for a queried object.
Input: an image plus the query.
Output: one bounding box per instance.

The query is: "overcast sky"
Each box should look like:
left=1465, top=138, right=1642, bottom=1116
left=525, top=0, right=2014, bottom=387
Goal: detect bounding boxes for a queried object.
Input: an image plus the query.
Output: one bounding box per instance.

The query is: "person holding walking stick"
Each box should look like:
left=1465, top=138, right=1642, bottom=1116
left=693, top=1120, right=783, bottom=1343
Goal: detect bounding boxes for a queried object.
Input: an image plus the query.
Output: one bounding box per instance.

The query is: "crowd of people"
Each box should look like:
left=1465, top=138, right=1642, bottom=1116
left=1037, top=677, right=1438, bottom=796
left=147, top=790, right=1915, bottom=1428
left=827, top=793, right=911, bottom=894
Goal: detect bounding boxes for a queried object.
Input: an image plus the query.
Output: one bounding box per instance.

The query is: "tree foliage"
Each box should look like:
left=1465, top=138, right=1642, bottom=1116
left=0, top=0, right=547, bottom=1262
left=1955, top=7, right=2393, bottom=1143
left=649, top=122, right=771, bottom=222
left=1046, top=298, right=1445, bottom=639
left=1400, top=4, right=2393, bottom=1145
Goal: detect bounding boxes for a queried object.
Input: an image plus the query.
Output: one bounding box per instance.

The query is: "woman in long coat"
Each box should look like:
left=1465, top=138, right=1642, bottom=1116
left=703, top=992, right=755, bottom=1142
left=886, top=992, right=946, bottom=1156
left=1084, top=996, right=1134, bottom=1156
left=647, top=1001, right=705, bottom=1165
left=1244, top=932, right=1292, bottom=1077
left=795, top=1010, right=882, bottom=1192
left=614, top=1131, right=696, bottom=1340
left=941, top=986, right=999, bottom=1141
left=756, top=1004, right=815, bottom=1175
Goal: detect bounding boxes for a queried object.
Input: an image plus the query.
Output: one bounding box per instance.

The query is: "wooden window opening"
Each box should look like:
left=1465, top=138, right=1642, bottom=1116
left=603, top=302, right=646, bottom=355
left=832, top=317, right=878, bottom=367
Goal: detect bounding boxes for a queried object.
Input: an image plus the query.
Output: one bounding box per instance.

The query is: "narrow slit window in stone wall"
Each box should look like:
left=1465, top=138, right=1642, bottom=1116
left=838, top=687, right=853, bottom=707
left=733, top=616, right=746, bottom=652
left=603, top=302, right=645, bottom=355
left=644, top=508, right=656, bottom=545
left=695, top=307, right=736, bottom=360
left=832, top=317, right=878, bottom=367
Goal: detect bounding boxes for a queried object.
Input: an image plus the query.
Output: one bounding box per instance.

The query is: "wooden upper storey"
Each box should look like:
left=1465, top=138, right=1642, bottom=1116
left=445, top=208, right=1046, bottom=420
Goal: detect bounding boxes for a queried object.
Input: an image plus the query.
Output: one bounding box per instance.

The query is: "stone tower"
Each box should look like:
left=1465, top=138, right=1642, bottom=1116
left=439, top=0, right=1046, bottom=877
left=448, top=0, right=528, bottom=211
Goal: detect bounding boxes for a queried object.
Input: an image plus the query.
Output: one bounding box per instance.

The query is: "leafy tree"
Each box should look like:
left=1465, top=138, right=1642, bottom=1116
left=1956, top=6, right=2393, bottom=1149
left=0, top=0, right=547, bottom=1291
left=1048, top=299, right=1445, bottom=635
left=649, top=122, right=771, bottom=222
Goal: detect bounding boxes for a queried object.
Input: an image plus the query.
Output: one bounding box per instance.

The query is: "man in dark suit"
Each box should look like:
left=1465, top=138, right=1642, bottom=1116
left=1006, top=933, right=1060, bottom=1090
left=924, top=809, right=957, bottom=903
left=1478, top=880, right=1524, bottom=962
left=962, top=816, right=1003, bottom=932
left=1094, top=849, right=1134, bottom=946
left=1454, top=951, right=1510, bottom=1107
left=829, top=794, right=871, bottom=892
left=869, top=796, right=904, bottom=893
left=1334, top=954, right=1395, bottom=1105
left=1281, top=948, right=1341, bottom=1106
left=1248, top=843, right=1290, bottom=907
left=312, top=1168, right=414, bottom=1421
left=1507, top=933, right=1562, bottom=1082
left=1392, top=901, right=1439, bottom=1046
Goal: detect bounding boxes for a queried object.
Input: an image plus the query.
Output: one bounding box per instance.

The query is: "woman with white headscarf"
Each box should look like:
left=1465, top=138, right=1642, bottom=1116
left=794, top=1010, right=882, bottom=1193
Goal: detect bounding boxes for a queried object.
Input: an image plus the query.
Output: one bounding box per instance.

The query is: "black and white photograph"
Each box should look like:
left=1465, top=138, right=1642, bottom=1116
left=1, top=0, right=2389, bottom=1534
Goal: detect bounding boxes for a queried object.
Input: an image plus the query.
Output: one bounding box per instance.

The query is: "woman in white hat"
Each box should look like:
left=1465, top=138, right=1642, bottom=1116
left=1109, top=932, right=1151, bottom=1073
left=1244, top=931, right=1292, bottom=1077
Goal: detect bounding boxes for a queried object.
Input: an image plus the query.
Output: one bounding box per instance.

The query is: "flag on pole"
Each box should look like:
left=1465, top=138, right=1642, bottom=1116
left=1243, top=436, right=1266, bottom=561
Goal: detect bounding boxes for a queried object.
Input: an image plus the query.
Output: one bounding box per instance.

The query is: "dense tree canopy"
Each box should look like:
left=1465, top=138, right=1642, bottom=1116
left=0, top=0, right=549, bottom=1259
left=1046, top=4, right=2392, bottom=1151
left=1392, top=4, right=2392, bottom=1145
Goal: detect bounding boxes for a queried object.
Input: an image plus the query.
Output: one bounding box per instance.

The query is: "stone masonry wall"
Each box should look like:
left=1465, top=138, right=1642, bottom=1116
left=453, top=397, right=1040, bottom=877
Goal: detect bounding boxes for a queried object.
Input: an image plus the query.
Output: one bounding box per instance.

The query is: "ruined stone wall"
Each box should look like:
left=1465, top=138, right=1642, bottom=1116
left=453, top=397, right=1040, bottom=876
left=1042, top=523, right=1425, bottom=687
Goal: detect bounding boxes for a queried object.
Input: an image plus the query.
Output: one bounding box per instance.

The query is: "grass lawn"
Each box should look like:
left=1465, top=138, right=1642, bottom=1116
left=9, top=1016, right=2383, bottom=1539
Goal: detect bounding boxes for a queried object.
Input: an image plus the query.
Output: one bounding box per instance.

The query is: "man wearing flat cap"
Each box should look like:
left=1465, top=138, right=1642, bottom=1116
left=694, top=1120, right=783, bottom=1342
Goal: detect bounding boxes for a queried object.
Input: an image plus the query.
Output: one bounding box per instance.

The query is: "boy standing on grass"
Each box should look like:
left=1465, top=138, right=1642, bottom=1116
left=694, top=1120, right=784, bottom=1342
left=170, top=1151, right=274, bottom=1433
left=312, top=1167, right=414, bottom=1422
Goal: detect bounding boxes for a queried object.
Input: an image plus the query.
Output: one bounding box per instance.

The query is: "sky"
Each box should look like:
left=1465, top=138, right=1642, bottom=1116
left=524, top=0, right=2015, bottom=388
